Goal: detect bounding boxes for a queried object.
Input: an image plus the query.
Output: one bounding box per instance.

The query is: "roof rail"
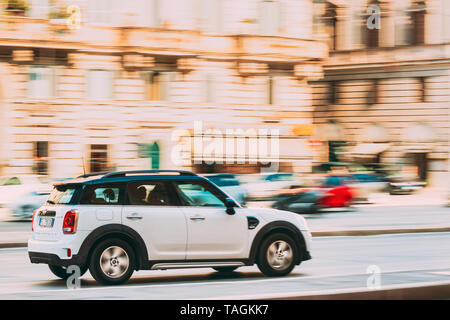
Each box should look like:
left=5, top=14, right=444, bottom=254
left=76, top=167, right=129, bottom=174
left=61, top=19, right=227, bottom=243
left=101, top=170, right=198, bottom=179
left=76, top=172, right=110, bottom=178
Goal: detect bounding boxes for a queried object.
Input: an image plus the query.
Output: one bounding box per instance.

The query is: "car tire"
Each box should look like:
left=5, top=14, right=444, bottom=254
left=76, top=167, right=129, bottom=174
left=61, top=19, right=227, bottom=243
left=48, top=264, right=88, bottom=280
left=257, top=233, right=298, bottom=277
left=89, top=238, right=136, bottom=285
left=213, top=266, right=238, bottom=273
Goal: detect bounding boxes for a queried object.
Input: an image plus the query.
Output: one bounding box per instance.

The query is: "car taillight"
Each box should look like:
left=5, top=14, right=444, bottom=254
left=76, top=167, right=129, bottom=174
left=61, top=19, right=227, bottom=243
left=32, top=210, right=37, bottom=231
left=63, top=210, right=78, bottom=234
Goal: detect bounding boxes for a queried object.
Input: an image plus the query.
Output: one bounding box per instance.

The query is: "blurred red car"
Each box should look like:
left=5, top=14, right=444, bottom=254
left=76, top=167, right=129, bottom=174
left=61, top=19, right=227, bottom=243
left=319, top=185, right=354, bottom=208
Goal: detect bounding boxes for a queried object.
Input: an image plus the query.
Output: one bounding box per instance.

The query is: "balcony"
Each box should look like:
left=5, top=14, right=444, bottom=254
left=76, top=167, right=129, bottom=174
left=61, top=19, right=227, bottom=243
left=327, top=44, right=450, bottom=70
left=0, top=16, right=327, bottom=63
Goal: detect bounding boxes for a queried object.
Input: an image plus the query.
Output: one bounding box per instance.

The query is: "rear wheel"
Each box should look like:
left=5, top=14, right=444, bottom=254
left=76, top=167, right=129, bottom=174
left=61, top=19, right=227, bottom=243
left=89, top=238, right=136, bottom=285
left=213, top=266, right=238, bottom=273
left=257, top=233, right=298, bottom=277
left=48, top=264, right=88, bottom=280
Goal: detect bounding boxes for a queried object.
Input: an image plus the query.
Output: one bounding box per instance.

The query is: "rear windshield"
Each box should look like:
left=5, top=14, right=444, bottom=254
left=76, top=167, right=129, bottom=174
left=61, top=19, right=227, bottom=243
left=46, top=185, right=80, bottom=205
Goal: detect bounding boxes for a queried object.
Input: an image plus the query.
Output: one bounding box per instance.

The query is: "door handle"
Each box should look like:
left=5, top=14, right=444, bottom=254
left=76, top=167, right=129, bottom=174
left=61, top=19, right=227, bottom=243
left=190, top=216, right=205, bottom=221
left=126, top=213, right=143, bottom=220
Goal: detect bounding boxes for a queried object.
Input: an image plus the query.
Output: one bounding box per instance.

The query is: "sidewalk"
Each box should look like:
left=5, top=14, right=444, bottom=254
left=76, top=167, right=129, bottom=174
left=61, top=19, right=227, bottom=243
left=363, top=187, right=448, bottom=207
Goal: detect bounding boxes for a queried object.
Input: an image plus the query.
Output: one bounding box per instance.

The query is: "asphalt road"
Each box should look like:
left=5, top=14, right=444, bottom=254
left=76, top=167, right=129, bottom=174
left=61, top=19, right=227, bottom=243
left=0, top=232, right=449, bottom=299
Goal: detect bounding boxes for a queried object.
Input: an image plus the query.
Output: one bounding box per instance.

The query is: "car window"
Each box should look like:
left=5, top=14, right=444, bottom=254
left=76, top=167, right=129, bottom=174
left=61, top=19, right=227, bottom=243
left=47, top=185, right=79, bottom=205
left=2, top=177, right=21, bottom=186
left=173, top=181, right=225, bottom=207
left=80, top=184, right=123, bottom=205
left=127, top=181, right=174, bottom=206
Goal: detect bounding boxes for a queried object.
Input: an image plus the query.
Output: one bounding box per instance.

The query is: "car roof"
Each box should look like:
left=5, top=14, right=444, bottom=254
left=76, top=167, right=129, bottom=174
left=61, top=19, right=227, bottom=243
left=54, top=170, right=205, bottom=187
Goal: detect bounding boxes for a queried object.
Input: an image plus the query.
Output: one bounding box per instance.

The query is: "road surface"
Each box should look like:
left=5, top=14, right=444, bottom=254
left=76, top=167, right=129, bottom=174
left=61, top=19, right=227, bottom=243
left=0, top=232, right=449, bottom=299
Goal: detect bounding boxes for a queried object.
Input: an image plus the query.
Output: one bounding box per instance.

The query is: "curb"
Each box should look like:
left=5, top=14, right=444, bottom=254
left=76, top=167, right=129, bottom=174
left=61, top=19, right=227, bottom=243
left=311, top=227, right=450, bottom=237
left=268, top=281, right=450, bottom=300
left=0, top=242, right=27, bottom=249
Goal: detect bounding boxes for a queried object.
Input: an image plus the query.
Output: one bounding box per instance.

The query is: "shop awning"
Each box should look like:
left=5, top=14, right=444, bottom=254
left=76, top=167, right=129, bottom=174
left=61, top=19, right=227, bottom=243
left=350, top=143, right=390, bottom=156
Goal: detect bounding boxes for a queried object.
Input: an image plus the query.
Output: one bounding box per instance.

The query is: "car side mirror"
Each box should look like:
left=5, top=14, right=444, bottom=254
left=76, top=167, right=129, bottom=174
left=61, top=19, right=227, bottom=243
left=224, top=198, right=236, bottom=215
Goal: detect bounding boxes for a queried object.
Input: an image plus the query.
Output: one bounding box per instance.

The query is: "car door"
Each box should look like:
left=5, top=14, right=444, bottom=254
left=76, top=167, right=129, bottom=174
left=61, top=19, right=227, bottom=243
left=172, top=180, right=248, bottom=260
left=121, top=180, right=187, bottom=261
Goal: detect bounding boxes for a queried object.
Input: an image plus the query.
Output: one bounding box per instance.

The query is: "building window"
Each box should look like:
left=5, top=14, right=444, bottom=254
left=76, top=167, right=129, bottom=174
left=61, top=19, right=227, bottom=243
left=28, top=66, right=56, bottom=99
left=86, top=70, right=113, bottom=100
left=260, top=0, right=281, bottom=36
left=143, top=71, right=172, bottom=101
left=266, top=76, right=276, bottom=105
left=366, top=0, right=380, bottom=48
left=87, top=0, right=112, bottom=25
left=411, top=1, right=426, bottom=45
left=323, top=2, right=337, bottom=51
left=33, top=141, right=48, bottom=175
left=203, top=73, right=217, bottom=103
left=367, top=80, right=379, bottom=105
left=418, top=77, right=427, bottom=102
left=90, top=144, right=108, bottom=173
left=329, top=81, right=338, bottom=105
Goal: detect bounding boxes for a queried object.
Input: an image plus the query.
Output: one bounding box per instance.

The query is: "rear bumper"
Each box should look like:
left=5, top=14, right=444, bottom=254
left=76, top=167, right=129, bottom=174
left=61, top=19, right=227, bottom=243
left=28, top=251, right=83, bottom=267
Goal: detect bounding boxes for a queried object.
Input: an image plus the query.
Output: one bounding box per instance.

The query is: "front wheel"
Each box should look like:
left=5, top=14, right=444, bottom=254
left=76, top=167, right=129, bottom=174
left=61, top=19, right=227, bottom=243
left=257, top=233, right=298, bottom=277
left=89, top=238, right=136, bottom=285
left=48, top=264, right=88, bottom=280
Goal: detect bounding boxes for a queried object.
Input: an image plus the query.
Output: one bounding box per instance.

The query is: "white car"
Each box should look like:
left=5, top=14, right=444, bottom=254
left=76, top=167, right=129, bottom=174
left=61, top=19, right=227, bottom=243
left=0, top=175, right=50, bottom=210
left=28, top=170, right=312, bottom=285
left=239, top=173, right=301, bottom=201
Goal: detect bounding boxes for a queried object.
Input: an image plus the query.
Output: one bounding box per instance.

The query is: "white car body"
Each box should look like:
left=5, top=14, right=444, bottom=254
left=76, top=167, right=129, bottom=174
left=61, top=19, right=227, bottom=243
left=28, top=171, right=312, bottom=284
left=29, top=205, right=311, bottom=263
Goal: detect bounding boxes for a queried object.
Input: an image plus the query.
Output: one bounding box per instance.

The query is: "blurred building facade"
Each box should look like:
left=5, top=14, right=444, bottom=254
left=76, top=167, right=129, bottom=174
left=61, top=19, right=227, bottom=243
left=0, top=0, right=327, bottom=178
left=312, top=0, right=450, bottom=187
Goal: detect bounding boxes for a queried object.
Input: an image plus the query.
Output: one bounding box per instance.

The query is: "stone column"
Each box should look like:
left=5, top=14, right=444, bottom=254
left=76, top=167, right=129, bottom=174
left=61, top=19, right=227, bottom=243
left=335, top=5, right=352, bottom=51
left=379, top=1, right=395, bottom=47
left=425, top=0, right=443, bottom=44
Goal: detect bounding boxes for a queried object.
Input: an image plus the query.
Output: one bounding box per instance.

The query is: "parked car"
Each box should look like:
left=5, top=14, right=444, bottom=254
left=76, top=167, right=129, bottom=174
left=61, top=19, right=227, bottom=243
left=386, top=175, right=426, bottom=195
left=351, top=173, right=389, bottom=193
left=28, top=170, right=312, bottom=285
left=203, top=173, right=247, bottom=205
left=239, top=173, right=300, bottom=201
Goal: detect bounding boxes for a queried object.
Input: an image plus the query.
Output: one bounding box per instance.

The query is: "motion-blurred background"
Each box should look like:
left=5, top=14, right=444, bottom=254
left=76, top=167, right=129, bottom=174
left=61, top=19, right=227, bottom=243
left=0, top=0, right=448, bottom=219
